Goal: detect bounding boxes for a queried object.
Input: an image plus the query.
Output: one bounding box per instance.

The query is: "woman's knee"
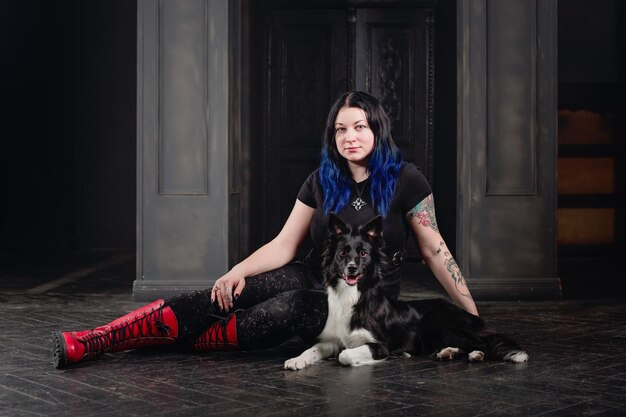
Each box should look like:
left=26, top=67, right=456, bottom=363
left=235, top=289, right=327, bottom=350
left=268, top=290, right=327, bottom=322
left=239, top=265, right=311, bottom=305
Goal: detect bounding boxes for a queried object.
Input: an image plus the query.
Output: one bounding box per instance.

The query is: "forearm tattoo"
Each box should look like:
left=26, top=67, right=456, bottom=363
left=410, top=196, right=471, bottom=299
left=407, top=194, right=439, bottom=232
left=440, top=242, right=472, bottom=299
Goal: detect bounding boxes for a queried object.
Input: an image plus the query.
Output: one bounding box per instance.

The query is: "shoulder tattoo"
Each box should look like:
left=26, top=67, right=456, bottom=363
left=407, top=194, right=439, bottom=232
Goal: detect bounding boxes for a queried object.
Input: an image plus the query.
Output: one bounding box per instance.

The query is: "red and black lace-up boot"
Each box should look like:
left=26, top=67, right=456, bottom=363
left=52, top=299, right=179, bottom=369
left=187, top=313, right=239, bottom=352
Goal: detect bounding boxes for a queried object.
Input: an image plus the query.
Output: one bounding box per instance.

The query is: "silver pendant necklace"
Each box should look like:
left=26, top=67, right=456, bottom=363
left=351, top=180, right=368, bottom=211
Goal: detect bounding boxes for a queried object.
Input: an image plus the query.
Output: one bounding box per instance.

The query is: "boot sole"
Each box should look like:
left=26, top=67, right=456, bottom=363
left=52, top=331, right=68, bottom=369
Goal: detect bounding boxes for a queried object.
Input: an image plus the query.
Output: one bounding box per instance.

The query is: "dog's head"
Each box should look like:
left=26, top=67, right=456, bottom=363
left=321, top=213, right=387, bottom=291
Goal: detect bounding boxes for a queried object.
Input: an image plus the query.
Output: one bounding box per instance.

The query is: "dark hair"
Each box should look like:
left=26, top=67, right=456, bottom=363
left=319, top=91, right=402, bottom=217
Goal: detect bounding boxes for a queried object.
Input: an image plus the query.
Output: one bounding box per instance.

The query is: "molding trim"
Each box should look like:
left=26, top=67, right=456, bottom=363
left=470, top=277, right=562, bottom=301
left=456, top=0, right=471, bottom=275
left=156, top=0, right=210, bottom=196
left=485, top=0, right=538, bottom=196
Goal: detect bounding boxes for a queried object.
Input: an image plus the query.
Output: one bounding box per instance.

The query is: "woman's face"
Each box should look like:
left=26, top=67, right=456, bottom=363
left=334, top=106, right=375, bottom=166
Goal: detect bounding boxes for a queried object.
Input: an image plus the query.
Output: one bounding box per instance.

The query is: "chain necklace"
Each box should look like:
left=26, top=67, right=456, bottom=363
left=351, top=179, right=368, bottom=211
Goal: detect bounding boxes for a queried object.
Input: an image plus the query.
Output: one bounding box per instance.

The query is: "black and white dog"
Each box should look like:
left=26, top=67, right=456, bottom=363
left=284, top=214, right=528, bottom=370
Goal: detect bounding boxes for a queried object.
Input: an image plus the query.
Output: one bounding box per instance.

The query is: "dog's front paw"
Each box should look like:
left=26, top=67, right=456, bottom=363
left=338, top=349, right=356, bottom=366
left=284, top=356, right=308, bottom=370
left=338, top=345, right=375, bottom=367
left=284, top=349, right=318, bottom=371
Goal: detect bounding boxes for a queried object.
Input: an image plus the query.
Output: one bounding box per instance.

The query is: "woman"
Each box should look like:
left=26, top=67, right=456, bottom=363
left=52, top=91, right=478, bottom=369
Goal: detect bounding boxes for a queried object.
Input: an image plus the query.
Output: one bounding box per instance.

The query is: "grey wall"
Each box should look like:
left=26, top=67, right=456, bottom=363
left=457, top=0, right=560, bottom=299
left=134, top=0, right=230, bottom=300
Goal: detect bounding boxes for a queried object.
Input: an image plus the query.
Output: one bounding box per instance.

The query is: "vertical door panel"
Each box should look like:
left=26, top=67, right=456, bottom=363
left=263, top=9, right=347, bottom=242
left=356, top=9, right=435, bottom=182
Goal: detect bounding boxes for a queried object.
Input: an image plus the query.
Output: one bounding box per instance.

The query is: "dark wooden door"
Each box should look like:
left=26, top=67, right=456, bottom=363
left=262, top=4, right=435, bottom=246
left=355, top=8, right=435, bottom=178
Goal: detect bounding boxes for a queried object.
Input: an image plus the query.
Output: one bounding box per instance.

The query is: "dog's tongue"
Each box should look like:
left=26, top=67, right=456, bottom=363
left=343, top=275, right=361, bottom=286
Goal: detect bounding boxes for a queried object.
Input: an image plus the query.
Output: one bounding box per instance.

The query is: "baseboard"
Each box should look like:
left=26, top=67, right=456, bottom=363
left=133, top=279, right=215, bottom=301
left=469, top=277, right=562, bottom=300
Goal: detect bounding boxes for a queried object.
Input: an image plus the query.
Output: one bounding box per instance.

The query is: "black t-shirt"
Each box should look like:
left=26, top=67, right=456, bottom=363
left=297, top=162, right=432, bottom=299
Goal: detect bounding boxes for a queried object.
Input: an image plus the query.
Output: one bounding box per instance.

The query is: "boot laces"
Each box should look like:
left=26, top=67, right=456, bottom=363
left=81, top=303, right=171, bottom=356
left=196, top=312, right=238, bottom=349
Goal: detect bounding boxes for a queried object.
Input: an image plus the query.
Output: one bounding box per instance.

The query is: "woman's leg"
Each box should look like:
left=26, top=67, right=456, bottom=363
left=52, top=263, right=317, bottom=368
left=182, top=289, right=328, bottom=352
left=165, top=263, right=317, bottom=335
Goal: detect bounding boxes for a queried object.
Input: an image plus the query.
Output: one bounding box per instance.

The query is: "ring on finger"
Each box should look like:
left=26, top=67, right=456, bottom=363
left=226, top=287, right=232, bottom=295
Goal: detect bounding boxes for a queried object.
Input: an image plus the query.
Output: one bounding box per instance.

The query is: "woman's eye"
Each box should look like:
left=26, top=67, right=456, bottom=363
left=336, top=127, right=346, bottom=133
left=356, top=125, right=367, bottom=130
left=360, top=250, right=368, bottom=257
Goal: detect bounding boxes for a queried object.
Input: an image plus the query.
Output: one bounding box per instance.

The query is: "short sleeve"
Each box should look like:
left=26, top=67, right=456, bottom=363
left=397, top=163, right=432, bottom=214
left=297, top=170, right=318, bottom=209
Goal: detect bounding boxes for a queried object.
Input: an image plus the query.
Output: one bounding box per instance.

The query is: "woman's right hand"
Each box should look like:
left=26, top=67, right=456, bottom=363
left=211, top=270, right=246, bottom=312
left=209, top=200, right=313, bottom=312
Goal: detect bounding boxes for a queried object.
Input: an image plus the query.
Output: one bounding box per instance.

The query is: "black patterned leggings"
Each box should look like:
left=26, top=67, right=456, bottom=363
left=165, top=263, right=328, bottom=350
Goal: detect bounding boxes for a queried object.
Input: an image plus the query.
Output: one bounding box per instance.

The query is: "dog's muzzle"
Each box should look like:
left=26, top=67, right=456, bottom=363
left=342, top=274, right=363, bottom=286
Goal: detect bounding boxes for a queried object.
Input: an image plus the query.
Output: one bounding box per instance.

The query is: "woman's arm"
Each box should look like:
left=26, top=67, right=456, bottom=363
left=212, top=199, right=314, bottom=310
left=407, top=194, right=479, bottom=316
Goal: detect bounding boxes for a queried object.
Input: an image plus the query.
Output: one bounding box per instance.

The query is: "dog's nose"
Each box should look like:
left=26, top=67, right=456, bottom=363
left=347, top=265, right=358, bottom=275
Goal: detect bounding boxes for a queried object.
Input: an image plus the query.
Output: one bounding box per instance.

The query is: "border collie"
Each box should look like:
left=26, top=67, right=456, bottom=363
left=284, top=214, right=528, bottom=370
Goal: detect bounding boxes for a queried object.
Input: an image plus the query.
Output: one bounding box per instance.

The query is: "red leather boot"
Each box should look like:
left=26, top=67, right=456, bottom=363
left=186, top=313, right=239, bottom=352
left=52, top=299, right=179, bottom=369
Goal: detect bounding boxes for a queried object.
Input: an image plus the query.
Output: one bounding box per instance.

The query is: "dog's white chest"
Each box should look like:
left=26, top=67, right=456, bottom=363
left=319, top=284, right=376, bottom=349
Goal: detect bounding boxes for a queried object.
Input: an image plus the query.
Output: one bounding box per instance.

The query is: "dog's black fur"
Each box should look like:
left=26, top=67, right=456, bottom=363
left=284, top=214, right=528, bottom=369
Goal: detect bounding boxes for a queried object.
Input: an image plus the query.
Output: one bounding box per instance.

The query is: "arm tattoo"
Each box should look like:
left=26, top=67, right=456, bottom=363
left=441, top=242, right=472, bottom=299
left=407, top=194, right=439, bottom=232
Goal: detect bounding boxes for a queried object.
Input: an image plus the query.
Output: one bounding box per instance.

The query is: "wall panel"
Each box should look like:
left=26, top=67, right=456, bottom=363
left=134, top=0, right=230, bottom=300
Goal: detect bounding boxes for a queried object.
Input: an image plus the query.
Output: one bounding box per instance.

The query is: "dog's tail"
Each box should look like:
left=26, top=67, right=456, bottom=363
left=482, top=329, right=529, bottom=363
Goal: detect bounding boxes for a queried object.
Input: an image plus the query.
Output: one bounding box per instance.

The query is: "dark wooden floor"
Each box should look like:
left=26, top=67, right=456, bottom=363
left=1, top=251, right=626, bottom=416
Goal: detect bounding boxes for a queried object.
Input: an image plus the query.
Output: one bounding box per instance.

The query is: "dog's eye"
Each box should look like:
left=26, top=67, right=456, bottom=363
left=338, top=250, right=347, bottom=257
left=359, top=250, right=368, bottom=257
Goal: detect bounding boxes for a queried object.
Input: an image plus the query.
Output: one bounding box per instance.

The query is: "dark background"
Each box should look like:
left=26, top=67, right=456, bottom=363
left=0, top=0, right=623, bottom=298
left=0, top=0, right=137, bottom=252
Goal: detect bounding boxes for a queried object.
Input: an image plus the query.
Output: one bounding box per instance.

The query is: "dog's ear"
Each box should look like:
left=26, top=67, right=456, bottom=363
left=359, top=215, right=383, bottom=241
left=328, top=212, right=349, bottom=236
